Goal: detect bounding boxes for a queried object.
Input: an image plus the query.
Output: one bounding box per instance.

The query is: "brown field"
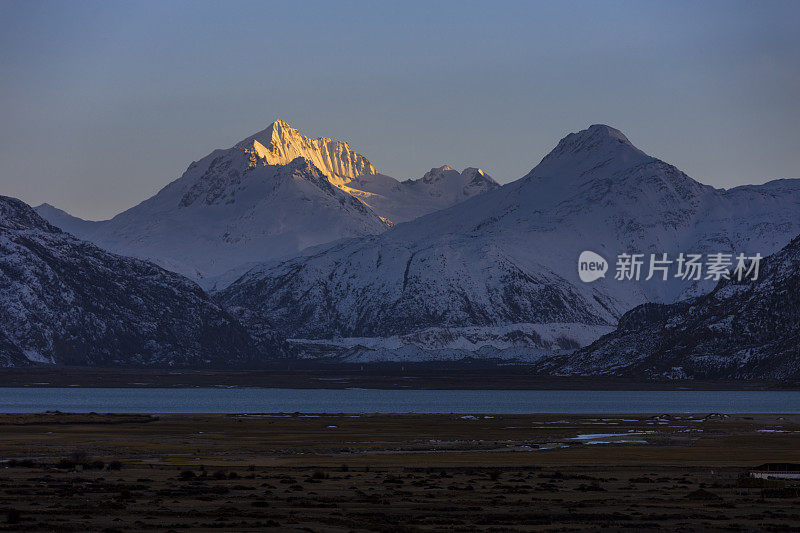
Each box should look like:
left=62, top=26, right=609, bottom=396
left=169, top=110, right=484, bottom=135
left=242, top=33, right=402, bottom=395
left=0, top=412, right=799, bottom=531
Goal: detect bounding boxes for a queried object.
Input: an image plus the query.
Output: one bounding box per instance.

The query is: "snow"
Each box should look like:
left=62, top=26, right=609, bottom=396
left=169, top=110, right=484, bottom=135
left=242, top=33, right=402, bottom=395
left=35, top=120, right=497, bottom=281
left=0, top=195, right=263, bottom=367
left=219, top=124, right=800, bottom=357
left=288, top=323, right=613, bottom=352
left=343, top=166, right=500, bottom=224
left=16, top=122, right=800, bottom=368
left=241, top=119, right=377, bottom=188
left=549, top=228, right=800, bottom=379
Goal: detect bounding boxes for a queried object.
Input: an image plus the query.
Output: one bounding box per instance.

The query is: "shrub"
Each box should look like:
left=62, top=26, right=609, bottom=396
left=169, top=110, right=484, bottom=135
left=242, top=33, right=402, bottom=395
left=6, top=509, right=20, bottom=525
left=761, top=488, right=800, bottom=499
left=56, top=459, right=76, bottom=469
left=8, top=459, right=37, bottom=468
left=69, top=451, right=88, bottom=464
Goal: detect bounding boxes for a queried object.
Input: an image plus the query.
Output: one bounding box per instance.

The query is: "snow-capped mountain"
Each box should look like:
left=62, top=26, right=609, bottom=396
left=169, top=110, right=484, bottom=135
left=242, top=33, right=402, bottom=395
left=34, top=202, right=104, bottom=238
left=344, top=166, right=500, bottom=224
left=541, top=233, right=800, bottom=380
left=235, top=119, right=377, bottom=188
left=0, top=195, right=269, bottom=367
left=218, top=124, right=800, bottom=357
left=35, top=120, right=496, bottom=281
left=35, top=121, right=392, bottom=280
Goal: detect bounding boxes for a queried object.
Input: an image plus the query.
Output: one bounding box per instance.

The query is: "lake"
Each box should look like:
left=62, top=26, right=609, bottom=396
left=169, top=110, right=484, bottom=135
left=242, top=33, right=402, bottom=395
left=0, top=388, right=798, bottom=414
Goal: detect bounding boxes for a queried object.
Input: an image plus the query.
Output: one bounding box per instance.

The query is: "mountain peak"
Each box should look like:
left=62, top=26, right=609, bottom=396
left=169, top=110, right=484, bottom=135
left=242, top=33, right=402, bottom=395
left=527, top=124, right=650, bottom=182
left=411, top=166, right=501, bottom=199
left=586, top=124, right=632, bottom=143
left=272, top=118, right=292, bottom=130
left=551, top=124, right=636, bottom=156
left=1, top=196, right=59, bottom=233
left=462, top=167, right=500, bottom=187
left=240, top=119, right=302, bottom=148
left=421, top=165, right=456, bottom=183
left=234, top=120, right=376, bottom=187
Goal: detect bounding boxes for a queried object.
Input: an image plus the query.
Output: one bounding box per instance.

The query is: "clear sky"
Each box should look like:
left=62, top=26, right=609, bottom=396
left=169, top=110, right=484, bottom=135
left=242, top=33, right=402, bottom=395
left=1, top=0, right=798, bottom=220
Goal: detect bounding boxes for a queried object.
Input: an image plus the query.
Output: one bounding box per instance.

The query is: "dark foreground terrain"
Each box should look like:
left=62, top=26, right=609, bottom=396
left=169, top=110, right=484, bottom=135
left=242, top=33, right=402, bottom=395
left=0, top=413, right=799, bottom=531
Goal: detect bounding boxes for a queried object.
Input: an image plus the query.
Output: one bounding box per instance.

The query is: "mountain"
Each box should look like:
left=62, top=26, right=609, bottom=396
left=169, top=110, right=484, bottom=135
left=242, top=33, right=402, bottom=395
left=217, top=124, right=800, bottom=358
left=35, top=120, right=497, bottom=281
left=541, top=233, right=800, bottom=380
left=0, top=195, right=269, bottom=367
left=234, top=119, right=378, bottom=188
left=36, top=123, right=391, bottom=280
left=33, top=203, right=104, bottom=239
left=344, top=166, right=500, bottom=224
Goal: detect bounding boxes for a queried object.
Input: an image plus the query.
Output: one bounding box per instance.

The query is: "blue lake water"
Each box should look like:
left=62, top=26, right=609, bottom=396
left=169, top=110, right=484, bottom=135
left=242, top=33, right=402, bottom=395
left=0, top=388, right=798, bottom=414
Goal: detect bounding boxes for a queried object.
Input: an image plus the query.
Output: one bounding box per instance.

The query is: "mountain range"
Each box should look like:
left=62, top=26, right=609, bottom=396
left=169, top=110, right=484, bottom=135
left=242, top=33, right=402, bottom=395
left=7, top=120, right=800, bottom=377
left=217, top=125, right=800, bottom=360
left=36, top=120, right=498, bottom=282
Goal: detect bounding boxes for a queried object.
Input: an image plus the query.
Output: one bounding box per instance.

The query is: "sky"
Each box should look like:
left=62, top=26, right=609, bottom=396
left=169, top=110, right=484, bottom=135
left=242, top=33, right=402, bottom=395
left=1, top=0, right=799, bottom=220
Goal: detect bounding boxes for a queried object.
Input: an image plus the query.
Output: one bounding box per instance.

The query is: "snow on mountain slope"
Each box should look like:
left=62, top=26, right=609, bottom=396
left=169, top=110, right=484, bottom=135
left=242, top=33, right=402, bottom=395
left=236, top=119, right=377, bottom=187
left=36, top=139, right=391, bottom=280
left=0, top=195, right=269, bottom=367
left=35, top=120, right=498, bottom=280
left=540, top=233, right=800, bottom=380
left=343, top=166, right=500, bottom=223
left=218, top=124, right=800, bottom=356
left=287, top=323, right=614, bottom=363
left=102, top=155, right=391, bottom=279
left=33, top=203, right=104, bottom=239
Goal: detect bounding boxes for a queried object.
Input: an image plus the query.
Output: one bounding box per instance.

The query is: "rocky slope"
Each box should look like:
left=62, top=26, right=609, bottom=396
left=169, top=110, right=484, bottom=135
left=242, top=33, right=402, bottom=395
left=218, top=125, right=800, bottom=357
left=36, top=120, right=497, bottom=282
left=539, top=234, right=800, bottom=380
left=0, top=195, right=272, bottom=367
left=239, top=119, right=377, bottom=187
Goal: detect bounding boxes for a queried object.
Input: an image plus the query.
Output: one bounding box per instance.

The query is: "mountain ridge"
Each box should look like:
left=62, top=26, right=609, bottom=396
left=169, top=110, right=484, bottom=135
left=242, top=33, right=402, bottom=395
left=0, top=195, right=274, bottom=367
left=217, top=124, right=800, bottom=358
left=539, top=232, right=800, bottom=379
left=35, top=120, right=499, bottom=280
left=236, top=119, right=378, bottom=187
left=8, top=121, right=800, bottom=369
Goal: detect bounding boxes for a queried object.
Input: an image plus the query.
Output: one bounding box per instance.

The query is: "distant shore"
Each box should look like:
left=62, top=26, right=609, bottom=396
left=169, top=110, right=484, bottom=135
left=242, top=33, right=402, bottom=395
left=0, top=366, right=796, bottom=390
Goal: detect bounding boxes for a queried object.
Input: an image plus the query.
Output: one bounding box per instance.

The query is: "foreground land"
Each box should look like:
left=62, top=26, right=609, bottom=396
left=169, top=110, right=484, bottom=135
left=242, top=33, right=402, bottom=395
left=0, top=367, right=797, bottom=389
left=0, top=413, right=799, bottom=531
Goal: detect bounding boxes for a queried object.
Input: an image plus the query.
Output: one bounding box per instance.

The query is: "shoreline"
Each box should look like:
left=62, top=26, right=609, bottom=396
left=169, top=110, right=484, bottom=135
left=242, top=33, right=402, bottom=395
left=0, top=367, right=797, bottom=390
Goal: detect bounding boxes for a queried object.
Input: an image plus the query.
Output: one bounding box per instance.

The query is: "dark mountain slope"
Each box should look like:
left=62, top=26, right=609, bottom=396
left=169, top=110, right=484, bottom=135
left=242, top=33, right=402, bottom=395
left=0, top=195, right=274, bottom=367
